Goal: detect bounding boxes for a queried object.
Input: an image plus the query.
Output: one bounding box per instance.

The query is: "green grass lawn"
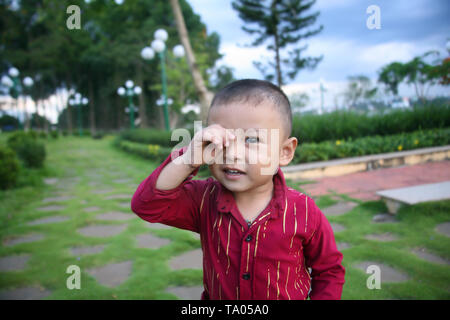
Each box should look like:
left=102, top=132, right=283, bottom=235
left=0, top=134, right=449, bottom=299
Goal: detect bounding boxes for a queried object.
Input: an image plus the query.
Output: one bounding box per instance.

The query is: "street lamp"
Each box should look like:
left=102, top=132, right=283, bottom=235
left=141, top=28, right=185, bottom=130
left=69, top=92, right=88, bottom=136
left=117, top=80, right=141, bottom=129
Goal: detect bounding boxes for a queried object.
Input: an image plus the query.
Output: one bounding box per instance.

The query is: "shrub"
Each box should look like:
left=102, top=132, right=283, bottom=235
left=292, top=103, right=450, bottom=143
left=92, top=131, right=105, bottom=139
left=114, top=138, right=173, bottom=163
left=293, top=127, right=450, bottom=164
left=7, top=131, right=46, bottom=168
left=0, top=145, right=20, bottom=190
left=50, top=130, right=59, bottom=139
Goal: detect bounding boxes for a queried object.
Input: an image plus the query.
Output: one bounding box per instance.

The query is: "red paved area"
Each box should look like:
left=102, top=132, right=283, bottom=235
left=300, top=160, right=450, bottom=201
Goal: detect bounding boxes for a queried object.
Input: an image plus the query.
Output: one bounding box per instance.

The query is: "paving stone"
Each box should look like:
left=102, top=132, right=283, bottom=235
left=135, top=234, right=171, bottom=249
left=95, top=212, right=134, bottom=221
left=169, top=248, right=203, bottom=270
left=0, top=254, right=31, bottom=272
left=27, top=215, right=69, bottom=226
left=43, top=178, right=59, bottom=185
left=41, top=195, right=74, bottom=203
left=118, top=202, right=131, bottom=209
left=410, top=247, right=450, bottom=265
left=0, top=286, right=51, bottom=300
left=86, top=261, right=132, bottom=288
left=323, top=202, right=357, bottom=216
left=354, top=261, right=410, bottom=283
left=70, top=245, right=106, bottom=256
left=365, top=233, right=399, bottom=242
left=3, top=234, right=45, bottom=247
left=84, top=206, right=101, bottom=212
left=166, top=286, right=203, bottom=300
left=36, top=205, right=65, bottom=212
left=105, top=194, right=131, bottom=200
left=112, top=178, right=132, bottom=184
left=92, top=189, right=114, bottom=195
left=143, top=222, right=172, bottom=230
left=435, top=222, right=450, bottom=238
left=77, top=224, right=127, bottom=238
left=372, top=213, right=398, bottom=223
left=337, top=242, right=352, bottom=251
left=330, top=223, right=346, bottom=233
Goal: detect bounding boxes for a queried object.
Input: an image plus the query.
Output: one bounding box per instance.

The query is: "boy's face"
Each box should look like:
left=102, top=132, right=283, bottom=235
left=207, top=101, right=297, bottom=193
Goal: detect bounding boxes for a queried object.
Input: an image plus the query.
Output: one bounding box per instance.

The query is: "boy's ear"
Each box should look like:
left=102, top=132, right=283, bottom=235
left=279, top=137, right=298, bottom=167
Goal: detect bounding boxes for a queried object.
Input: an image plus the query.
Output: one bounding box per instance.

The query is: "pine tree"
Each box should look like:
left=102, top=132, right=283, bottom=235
left=232, top=0, right=323, bottom=86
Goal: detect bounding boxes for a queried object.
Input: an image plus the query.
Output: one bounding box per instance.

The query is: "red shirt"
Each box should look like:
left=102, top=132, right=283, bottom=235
left=131, top=147, right=345, bottom=300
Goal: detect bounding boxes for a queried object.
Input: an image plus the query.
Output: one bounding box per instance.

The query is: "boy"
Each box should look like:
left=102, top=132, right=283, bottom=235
left=131, top=79, right=345, bottom=300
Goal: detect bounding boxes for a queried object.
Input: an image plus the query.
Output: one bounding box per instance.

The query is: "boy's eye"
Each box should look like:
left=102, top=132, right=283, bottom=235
left=245, top=136, right=259, bottom=143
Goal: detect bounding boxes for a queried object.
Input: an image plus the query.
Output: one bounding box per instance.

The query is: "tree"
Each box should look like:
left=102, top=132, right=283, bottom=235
left=378, top=62, right=406, bottom=97
left=344, top=75, right=377, bottom=110
left=289, top=92, right=309, bottom=113
left=232, top=0, right=323, bottom=86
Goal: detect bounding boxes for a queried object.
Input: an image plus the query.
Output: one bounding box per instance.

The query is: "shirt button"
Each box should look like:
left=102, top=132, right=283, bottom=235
left=242, top=273, right=251, bottom=280
left=245, top=235, right=252, bottom=242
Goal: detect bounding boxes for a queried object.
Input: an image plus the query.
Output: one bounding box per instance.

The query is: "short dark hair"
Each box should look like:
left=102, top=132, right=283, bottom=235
left=207, top=79, right=292, bottom=139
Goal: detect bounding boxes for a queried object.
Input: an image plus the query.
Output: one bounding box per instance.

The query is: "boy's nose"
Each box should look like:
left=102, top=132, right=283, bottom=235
left=223, top=138, right=245, bottom=165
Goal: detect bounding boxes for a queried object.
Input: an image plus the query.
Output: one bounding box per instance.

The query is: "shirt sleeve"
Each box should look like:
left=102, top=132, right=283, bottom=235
left=130, top=145, right=210, bottom=233
left=303, top=197, right=346, bottom=300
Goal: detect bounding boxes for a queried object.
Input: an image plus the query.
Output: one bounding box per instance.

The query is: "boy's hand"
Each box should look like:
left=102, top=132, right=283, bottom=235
left=182, top=124, right=236, bottom=168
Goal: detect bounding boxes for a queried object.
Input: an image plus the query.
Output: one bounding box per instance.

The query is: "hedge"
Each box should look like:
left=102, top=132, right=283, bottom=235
left=292, top=103, right=450, bottom=143
left=293, top=127, right=450, bottom=164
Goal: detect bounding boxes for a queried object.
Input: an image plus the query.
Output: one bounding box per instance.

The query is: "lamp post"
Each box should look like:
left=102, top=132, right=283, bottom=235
left=117, top=80, right=141, bottom=129
left=141, top=28, right=185, bottom=130
left=69, top=93, right=88, bottom=136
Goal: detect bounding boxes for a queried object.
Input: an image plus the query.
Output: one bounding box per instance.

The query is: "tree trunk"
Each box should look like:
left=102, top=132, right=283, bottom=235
left=169, top=0, right=214, bottom=125
left=88, top=78, right=96, bottom=136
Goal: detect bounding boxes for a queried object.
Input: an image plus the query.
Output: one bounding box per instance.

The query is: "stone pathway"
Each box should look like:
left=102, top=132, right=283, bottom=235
left=70, top=245, right=106, bottom=256
left=0, top=286, right=51, bottom=300
left=166, top=286, right=203, bottom=300
left=135, top=234, right=171, bottom=249
left=322, top=202, right=357, bottom=216
left=86, top=261, right=133, bottom=288
left=410, top=247, right=450, bottom=265
left=95, top=212, right=134, bottom=221
left=300, top=160, right=450, bottom=201
left=372, top=213, right=398, bottom=223
left=36, top=205, right=66, bottom=212
left=365, top=233, right=399, bottom=242
left=2, top=234, right=45, bottom=247
left=435, top=222, right=450, bottom=238
left=41, top=195, right=74, bottom=203
left=0, top=254, right=30, bottom=272
left=353, top=261, right=410, bottom=283
left=330, top=223, right=346, bottom=234
left=27, top=215, right=70, bottom=226
left=105, top=194, right=131, bottom=200
left=77, top=224, right=127, bottom=238
left=169, top=248, right=203, bottom=270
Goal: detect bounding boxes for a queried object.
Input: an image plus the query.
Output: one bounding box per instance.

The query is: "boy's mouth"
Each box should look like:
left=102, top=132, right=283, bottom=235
left=223, top=166, right=246, bottom=178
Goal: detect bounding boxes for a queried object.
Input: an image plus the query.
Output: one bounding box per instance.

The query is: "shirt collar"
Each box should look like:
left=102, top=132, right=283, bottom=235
left=215, top=167, right=287, bottom=220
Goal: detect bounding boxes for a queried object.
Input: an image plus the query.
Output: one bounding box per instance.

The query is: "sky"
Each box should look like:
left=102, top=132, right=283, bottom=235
left=188, top=0, right=450, bottom=109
